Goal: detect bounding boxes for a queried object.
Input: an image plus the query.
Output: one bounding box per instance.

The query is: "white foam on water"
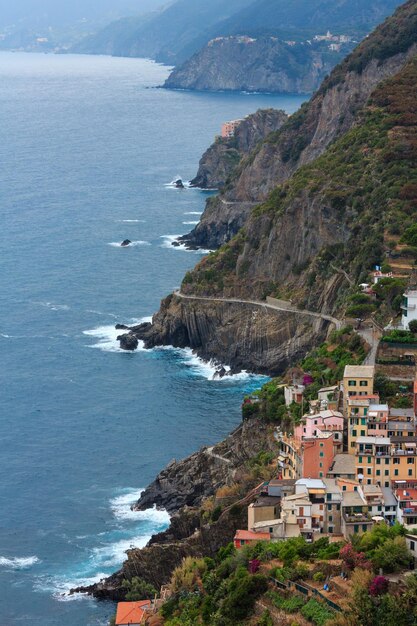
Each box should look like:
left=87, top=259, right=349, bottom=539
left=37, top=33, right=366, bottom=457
left=110, top=489, right=170, bottom=524
left=34, top=301, right=70, bottom=311
left=184, top=211, right=203, bottom=215
left=183, top=221, right=199, bottom=225
left=164, top=177, right=191, bottom=189
left=0, top=556, right=40, bottom=569
left=115, top=219, right=146, bottom=223
left=83, top=321, right=145, bottom=353
left=108, top=240, right=151, bottom=247
left=160, top=235, right=213, bottom=255
left=34, top=572, right=108, bottom=602
left=0, top=333, right=11, bottom=338
left=90, top=534, right=152, bottom=569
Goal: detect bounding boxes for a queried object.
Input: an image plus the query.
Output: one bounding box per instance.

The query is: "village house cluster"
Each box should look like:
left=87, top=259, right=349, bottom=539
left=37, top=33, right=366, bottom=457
left=234, top=364, right=417, bottom=549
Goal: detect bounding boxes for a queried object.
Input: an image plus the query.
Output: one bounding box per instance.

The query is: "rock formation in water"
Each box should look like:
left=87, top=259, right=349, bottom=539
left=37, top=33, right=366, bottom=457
left=189, top=108, right=288, bottom=190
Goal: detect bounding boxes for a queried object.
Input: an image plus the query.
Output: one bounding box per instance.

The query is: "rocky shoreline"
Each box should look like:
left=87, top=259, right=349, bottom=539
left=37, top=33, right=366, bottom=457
left=71, top=416, right=276, bottom=599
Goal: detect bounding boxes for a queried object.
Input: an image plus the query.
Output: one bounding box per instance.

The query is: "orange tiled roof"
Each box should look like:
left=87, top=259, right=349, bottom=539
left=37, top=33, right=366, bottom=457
left=235, top=530, right=270, bottom=541
left=116, top=600, right=151, bottom=625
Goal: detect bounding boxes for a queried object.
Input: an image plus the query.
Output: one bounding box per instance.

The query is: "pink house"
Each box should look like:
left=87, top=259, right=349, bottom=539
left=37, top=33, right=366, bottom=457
left=294, top=410, right=344, bottom=442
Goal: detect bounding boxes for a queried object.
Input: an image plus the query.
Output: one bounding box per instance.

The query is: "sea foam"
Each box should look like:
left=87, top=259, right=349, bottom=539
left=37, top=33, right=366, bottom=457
left=108, top=240, right=150, bottom=247
left=0, top=555, right=40, bottom=569
left=83, top=319, right=146, bottom=353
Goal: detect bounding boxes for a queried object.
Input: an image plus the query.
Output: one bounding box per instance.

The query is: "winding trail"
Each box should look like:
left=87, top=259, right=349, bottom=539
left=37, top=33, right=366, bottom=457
left=174, top=290, right=342, bottom=329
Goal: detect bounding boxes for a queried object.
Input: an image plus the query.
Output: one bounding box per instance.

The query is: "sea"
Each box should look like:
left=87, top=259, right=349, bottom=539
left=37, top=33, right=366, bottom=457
left=0, top=51, right=306, bottom=625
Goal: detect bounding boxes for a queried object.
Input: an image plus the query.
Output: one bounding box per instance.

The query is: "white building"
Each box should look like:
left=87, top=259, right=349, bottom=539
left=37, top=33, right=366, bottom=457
left=401, top=290, right=417, bottom=330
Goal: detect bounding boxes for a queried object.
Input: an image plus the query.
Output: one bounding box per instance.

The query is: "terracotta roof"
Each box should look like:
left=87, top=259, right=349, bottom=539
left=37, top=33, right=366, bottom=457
left=234, top=530, right=270, bottom=541
left=116, top=600, right=151, bottom=625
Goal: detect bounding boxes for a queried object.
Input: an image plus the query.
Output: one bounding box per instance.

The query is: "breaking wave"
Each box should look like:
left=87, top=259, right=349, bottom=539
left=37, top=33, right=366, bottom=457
left=0, top=555, right=40, bottom=569
left=108, top=240, right=150, bottom=247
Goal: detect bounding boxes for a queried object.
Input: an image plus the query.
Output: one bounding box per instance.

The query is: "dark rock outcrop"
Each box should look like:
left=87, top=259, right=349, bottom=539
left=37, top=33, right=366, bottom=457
left=121, top=239, right=132, bottom=247
left=117, top=332, right=138, bottom=351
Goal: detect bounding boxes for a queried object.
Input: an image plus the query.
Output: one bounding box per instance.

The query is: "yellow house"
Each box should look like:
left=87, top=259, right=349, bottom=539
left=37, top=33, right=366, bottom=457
left=354, top=436, right=417, bottom=487
left=343, top=365, right=375, bottom=415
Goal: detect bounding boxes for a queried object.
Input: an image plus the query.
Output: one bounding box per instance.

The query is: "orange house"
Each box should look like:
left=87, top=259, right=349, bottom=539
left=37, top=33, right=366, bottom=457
left=302, top=433, right=336, bottom=479
left=115, top=600, right=152, bottom=625
left=234, top=530, right=270, bottom=549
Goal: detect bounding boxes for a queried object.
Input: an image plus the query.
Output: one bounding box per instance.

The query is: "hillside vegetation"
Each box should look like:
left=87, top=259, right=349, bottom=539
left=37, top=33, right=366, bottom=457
left=181, top=53, right=417, bottom=319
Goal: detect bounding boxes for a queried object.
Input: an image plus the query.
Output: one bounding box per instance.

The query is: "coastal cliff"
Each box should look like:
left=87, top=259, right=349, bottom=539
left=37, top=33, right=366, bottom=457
left=181, top=1, right=417, bottom=250
left=190, top=108, right=288, bottom=190
left=121, top=1, right=417, bottom=375
left=73, top=416, right=277, bottom=598
left=164, top=36, right=348, bottom=94
left=125, top=294, right=333, bottom=375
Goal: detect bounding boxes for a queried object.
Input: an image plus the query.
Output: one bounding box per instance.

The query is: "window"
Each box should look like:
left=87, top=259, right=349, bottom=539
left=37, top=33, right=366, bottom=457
left=361, top=418, right=367, bottom=425
left=348, top=380, right=356, bottom=387
left=354, top=524, right=359, bottom=533
left=362, top=524, right=368, bottom=531
left=342, top=485, right=346, bottom=491
left=337, top=504, right=341, bottom=511
left=408, top=458, right=414, bottom=464
left=394, top=469, right=399, bottom=476
left=385, top=470, right=389, bottom=476
left=368, top=457, right=372, bottom=463
left=329, top=527, right=333, bottom=533
left=411, top=541, right=415, bottom=551
left=385, top=458, right=390, bottom=465
left=376, top=458, right=381, bottom=465
left=360, top=381, right=368, bottom=387
left=329, top=515, right=333, bottom=522
left=319, top=472, right=323, bottom=477
left=409, top=469, right=413, bottom=476
left=327, top=504, right=332, bottom=511
left=378, top=505, right=382, bottom=511
left=361, top=430, right=366, bottom=436
left=376, top=470, right=381, bottom=476
left=393, top=458, right=400, bottom=465
left=319, top=462, right=323, bottom=468
left=385, top=481, right=390, bottom=487
left=359, top=456, right=363, bottom=463
left=367, top=468, right=372, bottom=475
left=320, top=452, right=324, bottom=457
left=269, top=528, right=273, bottom=533
left=352, top=429, right=357, bottom=437
left=320, top=442, right=324, bottom=447
left=364, top=408, right=368, bottom=416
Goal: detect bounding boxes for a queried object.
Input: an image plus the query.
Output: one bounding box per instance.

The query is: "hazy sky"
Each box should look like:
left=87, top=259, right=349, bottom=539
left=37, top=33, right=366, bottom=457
left=0, top=0, right=169, bottom=28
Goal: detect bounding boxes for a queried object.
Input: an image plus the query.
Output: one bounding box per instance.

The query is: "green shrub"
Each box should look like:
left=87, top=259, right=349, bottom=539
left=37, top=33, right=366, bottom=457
left=313, top=572, right=326, bottom=583
left=300, top=598, right=334, bottom=625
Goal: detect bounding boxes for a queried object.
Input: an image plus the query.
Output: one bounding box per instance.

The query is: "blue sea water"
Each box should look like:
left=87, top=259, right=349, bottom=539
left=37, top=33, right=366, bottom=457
left=0, top=52, right=306, bottom=625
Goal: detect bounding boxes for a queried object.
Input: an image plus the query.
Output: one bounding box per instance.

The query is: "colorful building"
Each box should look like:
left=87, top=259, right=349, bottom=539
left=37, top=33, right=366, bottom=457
left=343, top=365, right=375, bottom=414
left=221, top=119, right=243, bottom=138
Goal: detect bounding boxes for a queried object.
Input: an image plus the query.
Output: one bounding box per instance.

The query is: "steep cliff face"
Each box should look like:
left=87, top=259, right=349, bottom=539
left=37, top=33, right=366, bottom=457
left=124, top=293, right=333, bottom=374
left=183, top=0, right=417, bottom=249
left=180, top=55, right=417, bottom=316
left=189, top=108, right=288, bottom=190
left=123, top=3, right=417, bottom=375
left=164, top=36, right=347, bottom=94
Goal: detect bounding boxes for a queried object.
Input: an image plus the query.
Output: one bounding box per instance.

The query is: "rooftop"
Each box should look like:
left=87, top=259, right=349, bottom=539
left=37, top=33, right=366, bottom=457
left=389, top=408, right=415, bottom=419
left=116, top=601, right=151, bottom=626
left=251, top=496, right=281, bottom=508
left=235, top=530, right=270, bottom=541
left=368, top=404, right=389, bottom=412
left=344, top=365, right=375, bottom=378
left=327, top=454, right=356, bottom=476
left=356, top=436, right=390, bottom=445
left=342, top=491, right=366, bottom=507
left=268, top=479, right=296, bottom=487
left=296, top=478, right=326, bottom=490
left=381, top=487, right=397, bottom=507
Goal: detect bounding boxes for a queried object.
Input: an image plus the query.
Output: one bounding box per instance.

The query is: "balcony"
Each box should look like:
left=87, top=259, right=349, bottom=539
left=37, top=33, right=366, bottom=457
left=401, top=303, right=416, bottom=311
